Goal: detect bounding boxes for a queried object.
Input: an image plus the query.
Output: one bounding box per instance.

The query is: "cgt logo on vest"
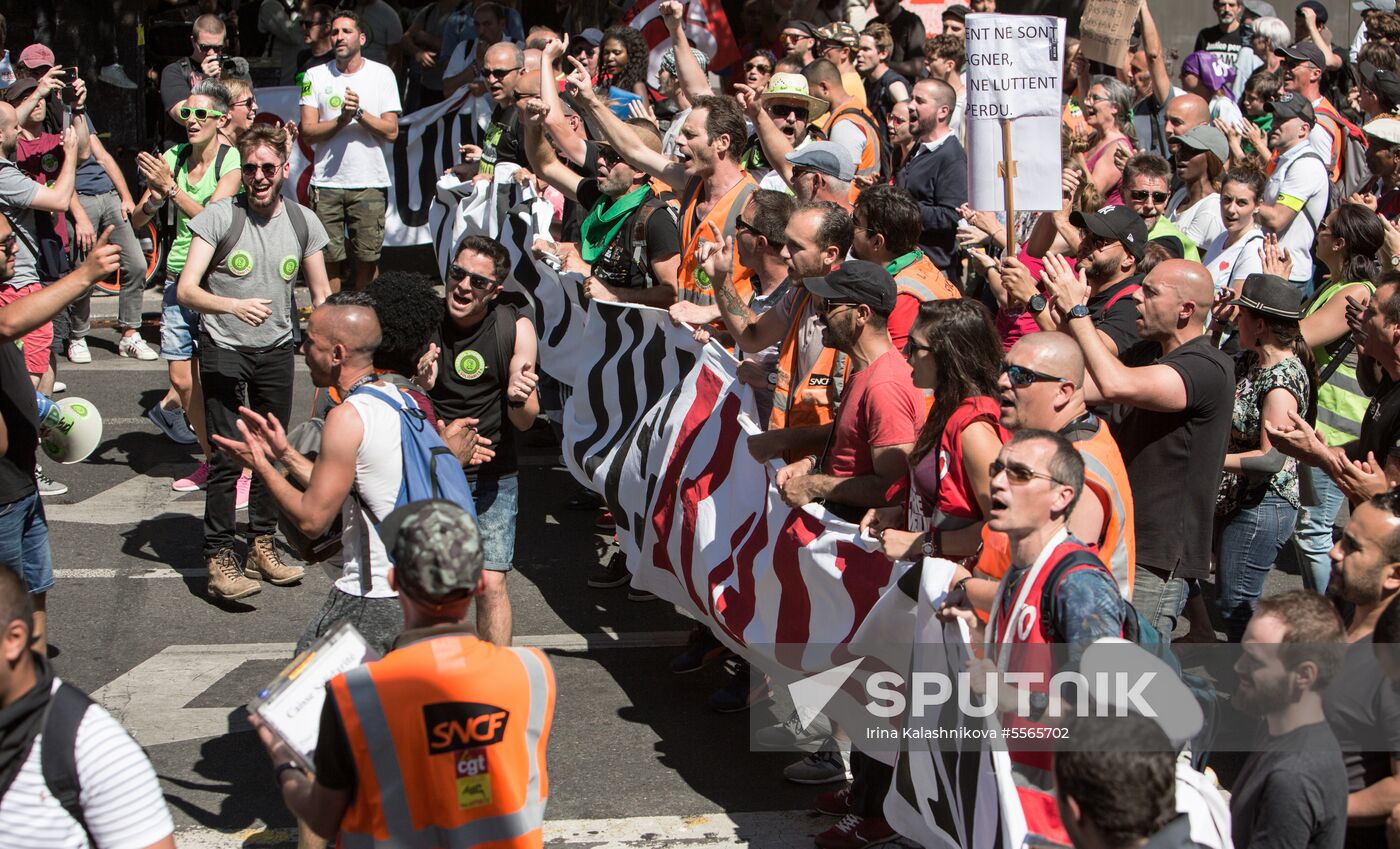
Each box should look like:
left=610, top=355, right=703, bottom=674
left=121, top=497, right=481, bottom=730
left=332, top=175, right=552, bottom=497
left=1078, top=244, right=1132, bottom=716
left=423, top=702, right=511, bottom=754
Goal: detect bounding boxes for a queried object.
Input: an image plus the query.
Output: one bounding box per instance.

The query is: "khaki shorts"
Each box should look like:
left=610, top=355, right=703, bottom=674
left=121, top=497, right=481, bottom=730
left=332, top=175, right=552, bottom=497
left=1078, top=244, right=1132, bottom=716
left=311, top=186, right=388, bottom=263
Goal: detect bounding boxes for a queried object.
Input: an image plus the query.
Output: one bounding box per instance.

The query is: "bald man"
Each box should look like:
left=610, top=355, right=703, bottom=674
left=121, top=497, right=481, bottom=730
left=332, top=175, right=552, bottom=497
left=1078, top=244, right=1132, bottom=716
left=1164, top=93, right=1210, bottom=141
left=1051, top=257, right=1233, bottom=640
left=467, top=47, right=532, bottom=185
left=214, top=299, right=475, bottom=655
left=967, top=331, right=1137, bottom=605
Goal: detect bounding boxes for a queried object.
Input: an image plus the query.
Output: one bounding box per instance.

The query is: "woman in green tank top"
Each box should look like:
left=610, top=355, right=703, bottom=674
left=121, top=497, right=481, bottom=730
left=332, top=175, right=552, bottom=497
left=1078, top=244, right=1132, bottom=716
left=1293, top=204, right=1385, bottom=591
left=130, top=84, right=243, bottom=489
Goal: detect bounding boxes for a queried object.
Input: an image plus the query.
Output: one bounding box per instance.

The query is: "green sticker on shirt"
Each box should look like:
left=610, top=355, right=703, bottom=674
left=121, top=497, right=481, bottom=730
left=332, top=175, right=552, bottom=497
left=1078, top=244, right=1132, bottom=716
left=280, top=255, right=300, bottom=280
left=329, top=94, right=343, bottom=110
left=227, top=250, right=254, bottom=277
left=454, top=350, right=486, bottom=380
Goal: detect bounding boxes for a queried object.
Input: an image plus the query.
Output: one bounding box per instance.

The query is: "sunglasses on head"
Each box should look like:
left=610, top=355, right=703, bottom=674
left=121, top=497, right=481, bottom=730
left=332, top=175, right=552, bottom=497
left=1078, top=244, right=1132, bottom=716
left=989, top=458, right=1063, bottom=485
left=767, top=103, right=808, bottom=121
left=241, top=162, right=280, bottom=178
left=448, top=264, right=498, bottom=290
left=1002, top=363, right=1068, bottom=388
left=744, top=60, right=773, bottom=72
left=1129, top=189, right=1171, bottom=204
left=483, top=65, right=520, bottom=80
left=178, top=106, right=224, bottom=122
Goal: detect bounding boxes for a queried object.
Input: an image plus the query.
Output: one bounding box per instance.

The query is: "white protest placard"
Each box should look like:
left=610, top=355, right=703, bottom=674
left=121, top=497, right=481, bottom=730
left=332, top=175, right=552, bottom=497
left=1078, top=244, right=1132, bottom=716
left=965, top=13, right=1065, bottom=214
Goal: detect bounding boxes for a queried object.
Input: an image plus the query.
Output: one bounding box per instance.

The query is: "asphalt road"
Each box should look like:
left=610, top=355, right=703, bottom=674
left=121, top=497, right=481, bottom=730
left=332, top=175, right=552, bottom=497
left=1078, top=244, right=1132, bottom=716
left=45, top=281, right=843, bottom=849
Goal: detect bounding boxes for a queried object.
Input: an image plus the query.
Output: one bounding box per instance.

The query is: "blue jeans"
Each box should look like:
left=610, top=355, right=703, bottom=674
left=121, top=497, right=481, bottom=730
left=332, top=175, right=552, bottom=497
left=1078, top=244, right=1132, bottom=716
left=0, top=490, right=54, bottom=594
left=1216, top=490, right=1300, bottom=642
left=1133, top=564, right=1187, bottom=640
left=468, top=472, right=518, bottom=572
left=1290, top=465, right=1344, bottom=593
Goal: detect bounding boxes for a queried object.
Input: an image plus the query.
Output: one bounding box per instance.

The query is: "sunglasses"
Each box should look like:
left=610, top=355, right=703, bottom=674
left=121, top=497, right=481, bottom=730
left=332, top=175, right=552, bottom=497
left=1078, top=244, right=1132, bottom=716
left=196, top=42, right=226, bottom=53
left=241, top=162, right=280, bottom=178
left=483, top=65, right=520, bottom=80
left=1003, top=363, right=1068, bottom=388
left=597, top=146, right=624, bottom=167
left=744, top=60, right=773, bottom=72
left=1085, top=93, right=1112, bottom=104
left=448, top=264, right=498, bottom=290
left=232, top=97, right=256, bottom=111
left=780, top=32, right=811, bottom=41
left=736, top=215, right=783, bottom=246
left=767, top=104, right=808, bottom=121
left=178, top=106, right=224, bottom=122
left=989, top=458, right=1063, bottom=486
left=817, top=298, right=860, bottom=315
left=1128, top=189, right=1171, bottom=204
left=904, top=339, right=934, bottom=355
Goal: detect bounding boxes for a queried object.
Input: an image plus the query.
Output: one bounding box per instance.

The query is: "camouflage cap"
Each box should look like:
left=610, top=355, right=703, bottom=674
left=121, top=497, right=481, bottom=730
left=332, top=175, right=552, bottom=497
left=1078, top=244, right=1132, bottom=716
left=816, top=21, right=858, bottom=48
left=380, top=500, right=484, bottom=604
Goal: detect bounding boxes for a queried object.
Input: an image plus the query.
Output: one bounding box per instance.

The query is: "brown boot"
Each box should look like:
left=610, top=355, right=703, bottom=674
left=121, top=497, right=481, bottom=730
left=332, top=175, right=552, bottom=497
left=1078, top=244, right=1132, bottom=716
left=244, top=535, right=305, bottom=586
left=208, top=549, right=260, bottom=601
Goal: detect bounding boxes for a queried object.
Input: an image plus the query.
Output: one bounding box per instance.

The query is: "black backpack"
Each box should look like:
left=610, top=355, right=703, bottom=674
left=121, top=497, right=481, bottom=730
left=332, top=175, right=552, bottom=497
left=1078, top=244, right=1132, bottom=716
left=34, top=682, right=97, bottom=846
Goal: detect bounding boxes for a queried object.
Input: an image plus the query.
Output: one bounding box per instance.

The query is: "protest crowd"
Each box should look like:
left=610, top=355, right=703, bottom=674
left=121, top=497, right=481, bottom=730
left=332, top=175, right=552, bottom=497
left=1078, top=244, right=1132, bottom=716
left=6, top=0, right=1400, bottom=847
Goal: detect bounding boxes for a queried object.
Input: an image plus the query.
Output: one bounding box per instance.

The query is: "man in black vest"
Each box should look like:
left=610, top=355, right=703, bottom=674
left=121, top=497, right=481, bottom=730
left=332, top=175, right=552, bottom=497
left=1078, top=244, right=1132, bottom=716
left=426, top=236, right=540, bottom=646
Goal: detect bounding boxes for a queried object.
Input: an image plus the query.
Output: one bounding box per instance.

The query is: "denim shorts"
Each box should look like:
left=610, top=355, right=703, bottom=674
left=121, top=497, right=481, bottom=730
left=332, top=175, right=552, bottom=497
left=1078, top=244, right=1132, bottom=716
left=469, top=473, right=518, bottom=572
left=160, top=277, right=201, bottom=361
left=0, top=490, right=54, bottom=594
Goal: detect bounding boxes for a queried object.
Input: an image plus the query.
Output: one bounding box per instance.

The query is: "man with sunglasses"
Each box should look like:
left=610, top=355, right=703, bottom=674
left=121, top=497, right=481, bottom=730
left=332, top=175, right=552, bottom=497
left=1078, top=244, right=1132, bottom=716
left=455, top=45, right=532, bottom=189
left=1275, top=40, right=1348, bottom=184
left=176, top=124, right=332, bottom=601
left=969, top=332, right=1137, bottom=610
left=159, top=15, right=232, bottom=131
left=939, top=429, right=1127, bottom=847
left=426, top=235, right=539, bottom=646
left=300, top=10, right=401, bottom=293
left=294, top=4, right=335, bottom=88
left=520, top=100, right=680, bottom=307
left=737, top=72, right=824, bottom=191
left=779, top=20, right=818, bottom=67
left=1121, top=153, right=1200, bottom=262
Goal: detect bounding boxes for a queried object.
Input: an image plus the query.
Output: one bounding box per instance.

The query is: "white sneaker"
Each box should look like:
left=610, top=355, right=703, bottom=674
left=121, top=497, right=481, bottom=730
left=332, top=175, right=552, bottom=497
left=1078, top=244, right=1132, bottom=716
left=66, top=339, right=91, bottom=364
left=51, top=382, right=66, bottom=394
left=99, top=64, right=138, bottom=90
left=118, top=334, right=158, bottom=361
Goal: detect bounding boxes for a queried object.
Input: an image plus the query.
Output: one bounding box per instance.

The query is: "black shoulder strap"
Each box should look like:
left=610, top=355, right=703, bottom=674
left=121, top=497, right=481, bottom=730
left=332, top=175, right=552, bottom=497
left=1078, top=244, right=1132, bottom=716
left=209, top=195, right=249, bottom=273
left=492, top=303, right=517, bottom=379
left=173, top=143, right=194, bottom=176
left=285, top=202, right=311, bottom=257
left=1037, top=546, right=1109, bottom=642
left=214, top=143, right=231, bottom=177
left=40, top=682, right=96, bottom=845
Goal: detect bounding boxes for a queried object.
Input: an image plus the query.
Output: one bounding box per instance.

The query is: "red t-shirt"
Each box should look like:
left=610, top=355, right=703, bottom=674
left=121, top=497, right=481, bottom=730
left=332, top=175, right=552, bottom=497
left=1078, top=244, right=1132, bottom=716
left=825, top=349, right=925, bottom=478
left=908, top=395, right=1007, bottom=528
left=14, top=133, right=68, bottom=248
left=886, top=292, right=921, bottom=353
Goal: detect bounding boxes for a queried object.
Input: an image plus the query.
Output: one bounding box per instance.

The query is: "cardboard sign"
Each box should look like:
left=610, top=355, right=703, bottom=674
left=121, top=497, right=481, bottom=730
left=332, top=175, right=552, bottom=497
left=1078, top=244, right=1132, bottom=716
left=965, top=13, right=1066, bottom=213
left=1080, top=0, right=1144, bottom=68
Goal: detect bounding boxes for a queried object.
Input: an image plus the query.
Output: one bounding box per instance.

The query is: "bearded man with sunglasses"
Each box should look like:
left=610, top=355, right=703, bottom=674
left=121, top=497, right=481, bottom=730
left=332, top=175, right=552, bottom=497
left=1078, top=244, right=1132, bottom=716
left=426, top=235, right=540, bottom=646
left=177, top=124, right=332, bottom=601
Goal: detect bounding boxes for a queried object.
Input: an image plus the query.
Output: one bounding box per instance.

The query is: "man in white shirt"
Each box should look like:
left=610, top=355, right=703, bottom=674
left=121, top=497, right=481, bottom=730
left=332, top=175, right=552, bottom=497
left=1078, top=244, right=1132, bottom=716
left=299, top=10, right=401, bottom=292
left=1260, top=93, right=1329, bottom=291
left=0, top=566, right=176, bottom=849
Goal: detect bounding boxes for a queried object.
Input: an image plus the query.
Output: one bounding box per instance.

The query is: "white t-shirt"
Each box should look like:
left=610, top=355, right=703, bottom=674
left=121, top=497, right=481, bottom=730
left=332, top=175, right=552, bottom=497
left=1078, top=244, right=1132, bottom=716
left=300, top=58, right=403, bottom=188
left=1166, top=188, right=1224, bottom=254
left=0, top=680, right=175, bottom=849
left=1203, top=226, right=1265, bottom=293
left=1209, top=94, right=1244, bottom=129
left=1264, top=142, right=1329, bottom=284
left=339, top=387, right=406, bottom=598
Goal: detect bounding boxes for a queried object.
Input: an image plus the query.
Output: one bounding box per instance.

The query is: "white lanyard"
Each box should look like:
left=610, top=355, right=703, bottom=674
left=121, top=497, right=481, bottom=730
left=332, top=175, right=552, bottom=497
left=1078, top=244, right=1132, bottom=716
left=985, top=526, right=1069, bottom=672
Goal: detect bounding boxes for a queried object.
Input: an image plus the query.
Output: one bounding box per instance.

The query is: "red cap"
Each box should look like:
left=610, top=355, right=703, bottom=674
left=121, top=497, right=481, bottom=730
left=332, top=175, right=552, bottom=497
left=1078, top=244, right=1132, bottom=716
left=18, top=44, right=56, bottom=69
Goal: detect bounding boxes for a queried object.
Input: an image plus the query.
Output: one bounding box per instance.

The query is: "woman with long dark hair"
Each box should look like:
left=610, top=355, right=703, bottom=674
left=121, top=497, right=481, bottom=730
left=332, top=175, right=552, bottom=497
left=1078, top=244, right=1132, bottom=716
left=861, top=299, right=1007, bottom=561
left=1214, top=276, right=1316, bottom=641
left=1290, top=203, right=1385, bottom=592
left=596, top=27, right=650, bottom=100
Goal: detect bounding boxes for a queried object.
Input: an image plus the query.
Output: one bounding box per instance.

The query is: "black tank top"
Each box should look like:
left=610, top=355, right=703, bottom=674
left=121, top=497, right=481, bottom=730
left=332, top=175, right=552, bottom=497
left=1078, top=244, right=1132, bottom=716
left=429, top=303, right=518, bottom=476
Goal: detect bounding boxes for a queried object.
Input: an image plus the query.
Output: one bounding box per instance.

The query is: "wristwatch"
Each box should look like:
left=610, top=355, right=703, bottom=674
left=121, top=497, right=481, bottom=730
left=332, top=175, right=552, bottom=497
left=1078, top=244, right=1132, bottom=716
left=1389, top=254, right=1400, bottom=269
left=1027, top=293, right=1048, bottom=315
left=920, top=529, right=942, bottom=558
left=767, top=372, right=779, bottom=386
left=1067, top=303, right=1092, bottom=320
left=353, top=107, right=365, bottom=121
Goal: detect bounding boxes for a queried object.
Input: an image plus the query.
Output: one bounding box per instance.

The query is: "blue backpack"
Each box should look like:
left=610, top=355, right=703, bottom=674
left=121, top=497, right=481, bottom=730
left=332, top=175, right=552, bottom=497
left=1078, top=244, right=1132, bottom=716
left=351, top=384, right=478, bottom=526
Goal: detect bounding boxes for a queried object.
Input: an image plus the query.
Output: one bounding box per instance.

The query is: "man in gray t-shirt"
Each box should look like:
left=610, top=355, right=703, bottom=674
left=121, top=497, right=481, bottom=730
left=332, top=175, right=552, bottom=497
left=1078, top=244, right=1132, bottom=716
left=177, top=125, right=332, bottom=603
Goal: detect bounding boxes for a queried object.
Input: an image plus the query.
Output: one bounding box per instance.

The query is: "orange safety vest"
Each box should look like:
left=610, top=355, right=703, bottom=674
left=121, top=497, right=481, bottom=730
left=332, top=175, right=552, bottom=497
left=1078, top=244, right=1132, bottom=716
left=825, top=101, right=883, bottom=180
left=975, top=418, right=1136, bottom=601
left=677, top=173, right=759, bottom=306
left=328, top=635, right=556, bottom=849
left=1312, top=96, right=1352, bottom=184
left=889, top=250, right=959, bottom=302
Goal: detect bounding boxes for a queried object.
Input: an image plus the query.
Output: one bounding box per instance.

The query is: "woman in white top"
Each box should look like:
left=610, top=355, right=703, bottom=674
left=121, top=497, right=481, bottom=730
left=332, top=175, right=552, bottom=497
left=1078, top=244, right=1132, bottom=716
left=1167, top=124, right=1228, bottom=256
left=1203, top=167, right=1266, bottom=294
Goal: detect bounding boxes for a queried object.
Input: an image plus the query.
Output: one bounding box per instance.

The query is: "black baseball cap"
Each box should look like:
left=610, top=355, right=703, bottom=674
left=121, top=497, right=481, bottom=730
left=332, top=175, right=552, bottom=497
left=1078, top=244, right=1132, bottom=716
left=1295, top=0, right=1329, bottom=22
left=1069, top=205, right=1149, bottom=260
left=803, top=260, right=898, bottom=316
left=942, top=4, right=970, bottom=21
left=1360, top=61, right=1400, bottom=106
left=1268, top=91, right=1317, bottom=124
left=1276, top=40, right=1327, bottom=69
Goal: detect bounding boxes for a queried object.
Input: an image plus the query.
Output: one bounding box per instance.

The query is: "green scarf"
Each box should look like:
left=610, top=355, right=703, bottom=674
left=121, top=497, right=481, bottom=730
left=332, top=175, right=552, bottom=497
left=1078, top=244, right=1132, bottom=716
left=579, top=186, right=651, bottom=263
left=885, top=249, right=924, bottom=277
